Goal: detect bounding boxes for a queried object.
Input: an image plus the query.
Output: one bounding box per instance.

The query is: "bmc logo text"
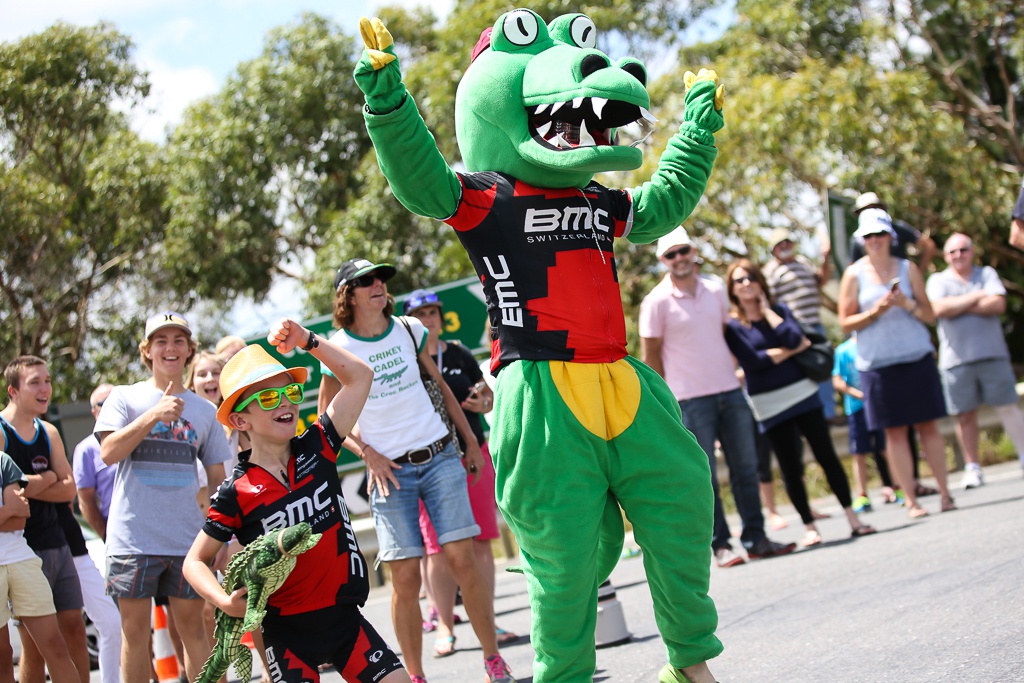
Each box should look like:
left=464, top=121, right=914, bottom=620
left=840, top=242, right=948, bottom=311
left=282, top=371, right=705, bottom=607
left=524, top=207, right=611, bottom=234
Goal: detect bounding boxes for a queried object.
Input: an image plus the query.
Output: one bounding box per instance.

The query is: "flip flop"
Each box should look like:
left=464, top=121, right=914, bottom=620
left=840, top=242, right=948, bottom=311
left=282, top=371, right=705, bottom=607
left=433, top=635, right=456, bottom=658
left=851, top=525, right=877, bottom=538
left=496, top=627, right=519, bottom=644
left=941, top=497, right=957, bottom=513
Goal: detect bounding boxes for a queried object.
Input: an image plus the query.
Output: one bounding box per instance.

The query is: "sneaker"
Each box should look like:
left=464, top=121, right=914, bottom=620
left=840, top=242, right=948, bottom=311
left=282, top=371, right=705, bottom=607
left=962, top=465, right=984, bottom=489
left=894, top=489, right=906, bottom=507
left=746, top=538, right=797, bottom=560
left=714, top=546, right=745, bottom=568
left=484, top=654, right=516, bottom=683
left=852, top=495, right=872, bottom=513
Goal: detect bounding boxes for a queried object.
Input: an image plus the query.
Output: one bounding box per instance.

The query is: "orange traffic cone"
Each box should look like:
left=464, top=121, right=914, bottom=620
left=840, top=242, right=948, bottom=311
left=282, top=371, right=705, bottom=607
left=152, top=602, right=181, bottom=682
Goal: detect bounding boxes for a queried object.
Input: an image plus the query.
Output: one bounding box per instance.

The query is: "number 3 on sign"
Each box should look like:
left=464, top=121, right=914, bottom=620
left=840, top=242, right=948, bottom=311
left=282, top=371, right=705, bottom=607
left=444, top=311, right=461, bottom=333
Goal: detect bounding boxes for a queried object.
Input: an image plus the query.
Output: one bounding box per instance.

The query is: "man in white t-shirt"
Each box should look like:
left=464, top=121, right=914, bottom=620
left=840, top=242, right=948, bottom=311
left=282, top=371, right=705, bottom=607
left=926, top=233, right=1024, bottom=485
left=95, top=312, right=232, bottom=683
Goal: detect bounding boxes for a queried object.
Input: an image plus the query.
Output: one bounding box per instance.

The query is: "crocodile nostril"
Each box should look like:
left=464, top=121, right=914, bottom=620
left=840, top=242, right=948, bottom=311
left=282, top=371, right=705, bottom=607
left=621, top=62, right=647, bottom=86
left=580, top=54, right=610, bottom=78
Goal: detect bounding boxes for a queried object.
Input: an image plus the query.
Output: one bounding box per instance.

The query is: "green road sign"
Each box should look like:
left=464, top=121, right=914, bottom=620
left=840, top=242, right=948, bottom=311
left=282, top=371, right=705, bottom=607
left=243, top=275, right=488, bottom=472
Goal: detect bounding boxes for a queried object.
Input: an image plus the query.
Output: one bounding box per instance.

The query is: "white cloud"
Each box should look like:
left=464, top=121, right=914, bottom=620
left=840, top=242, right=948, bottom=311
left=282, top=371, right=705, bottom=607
left=112, top=54, right=217, bottom=142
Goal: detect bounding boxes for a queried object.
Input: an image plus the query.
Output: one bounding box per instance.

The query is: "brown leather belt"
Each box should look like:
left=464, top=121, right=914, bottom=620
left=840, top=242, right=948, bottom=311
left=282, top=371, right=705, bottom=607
left=392, top=433, right=452, bottom=465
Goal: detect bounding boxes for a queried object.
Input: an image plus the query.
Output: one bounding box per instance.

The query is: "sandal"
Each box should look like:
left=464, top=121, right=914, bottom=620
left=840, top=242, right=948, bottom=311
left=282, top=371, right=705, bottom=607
left=915, top=483, right=939, bottom=497
left=941, top=496, right=957, bottom=513
left=802, top=530, right=823, bottom=547
left=496, top=627, right=519, bottom=645
left=851, top=524, right=877, bottom=538
left=433, top=635, right=456, bottom=658
left=907, top=504, right=929, bottom=519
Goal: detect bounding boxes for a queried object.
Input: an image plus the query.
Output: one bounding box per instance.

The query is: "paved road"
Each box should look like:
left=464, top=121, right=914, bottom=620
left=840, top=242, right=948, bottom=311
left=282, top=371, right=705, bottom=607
left=81, top=461, right=1023, bottom=682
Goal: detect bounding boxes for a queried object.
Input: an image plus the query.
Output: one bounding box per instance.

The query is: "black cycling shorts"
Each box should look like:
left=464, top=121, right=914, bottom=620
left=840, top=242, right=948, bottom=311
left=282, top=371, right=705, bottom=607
left=261, top=604, right=404, bottom=683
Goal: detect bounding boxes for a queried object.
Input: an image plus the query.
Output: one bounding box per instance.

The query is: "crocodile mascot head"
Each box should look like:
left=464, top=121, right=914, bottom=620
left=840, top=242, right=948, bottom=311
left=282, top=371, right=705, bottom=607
left=456, top=8, right=655, bottom=189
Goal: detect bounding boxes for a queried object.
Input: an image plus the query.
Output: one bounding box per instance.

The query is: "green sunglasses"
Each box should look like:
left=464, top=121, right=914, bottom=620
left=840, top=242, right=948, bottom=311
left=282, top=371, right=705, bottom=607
left=234, top=382, right=304, bottom=413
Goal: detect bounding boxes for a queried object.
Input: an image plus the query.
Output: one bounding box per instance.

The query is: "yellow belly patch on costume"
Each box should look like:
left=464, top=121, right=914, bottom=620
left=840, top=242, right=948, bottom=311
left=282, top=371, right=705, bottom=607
left=548, top=360, right=641, bottom=441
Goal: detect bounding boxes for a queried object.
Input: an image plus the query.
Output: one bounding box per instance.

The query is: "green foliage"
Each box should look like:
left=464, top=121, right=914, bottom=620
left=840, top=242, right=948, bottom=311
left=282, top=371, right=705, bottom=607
left=164, top=13, right=372, bottom=304
left=611, top=0, right=1024, bottom=360
left=0, top=23, right=166, bottom=401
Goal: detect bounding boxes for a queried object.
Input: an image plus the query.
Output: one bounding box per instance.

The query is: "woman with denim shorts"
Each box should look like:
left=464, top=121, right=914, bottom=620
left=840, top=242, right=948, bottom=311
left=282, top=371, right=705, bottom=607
left=317, top=258, right=515, bottom=683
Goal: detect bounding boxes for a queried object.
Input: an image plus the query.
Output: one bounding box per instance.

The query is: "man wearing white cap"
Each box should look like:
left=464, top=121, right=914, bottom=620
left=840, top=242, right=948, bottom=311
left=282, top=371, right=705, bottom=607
left=849, top=192, right=936, bottom=267
left=762, top=226, right=836, bottom=420
left=640, top=227, right=796, bottom=568
left=95, top=311, right=233, bottom=683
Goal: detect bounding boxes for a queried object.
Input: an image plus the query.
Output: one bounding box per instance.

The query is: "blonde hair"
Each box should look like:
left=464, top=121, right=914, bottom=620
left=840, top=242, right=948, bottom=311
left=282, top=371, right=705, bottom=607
left=215, top=335, right=246, bottom=355
left=185, top=350, right=227, bottom=393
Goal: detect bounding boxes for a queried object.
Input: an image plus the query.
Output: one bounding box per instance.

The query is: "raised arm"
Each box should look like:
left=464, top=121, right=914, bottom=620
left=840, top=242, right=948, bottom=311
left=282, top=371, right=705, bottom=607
left=354, top=17, right=461, bottom=220
left=627, top=71, right=723, bottom=243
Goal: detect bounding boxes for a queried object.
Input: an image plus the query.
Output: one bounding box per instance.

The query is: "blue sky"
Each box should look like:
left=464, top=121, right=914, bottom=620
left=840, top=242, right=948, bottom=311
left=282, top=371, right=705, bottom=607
left=1, top=0, right=454, bottom=141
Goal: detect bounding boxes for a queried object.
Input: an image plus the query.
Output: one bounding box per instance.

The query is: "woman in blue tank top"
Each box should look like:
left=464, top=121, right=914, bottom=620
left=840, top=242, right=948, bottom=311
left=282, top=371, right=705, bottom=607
left=837, top=209, right=954, bottom=518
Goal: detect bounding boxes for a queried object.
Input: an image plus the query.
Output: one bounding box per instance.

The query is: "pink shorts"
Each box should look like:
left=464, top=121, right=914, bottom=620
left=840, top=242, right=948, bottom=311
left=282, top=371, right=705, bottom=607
left=419, top=442, right=499, bottom=556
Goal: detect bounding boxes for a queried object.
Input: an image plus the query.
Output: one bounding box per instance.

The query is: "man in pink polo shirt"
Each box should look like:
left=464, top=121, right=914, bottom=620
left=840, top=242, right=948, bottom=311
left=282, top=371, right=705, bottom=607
left=640, top=227, right=795, bottom=568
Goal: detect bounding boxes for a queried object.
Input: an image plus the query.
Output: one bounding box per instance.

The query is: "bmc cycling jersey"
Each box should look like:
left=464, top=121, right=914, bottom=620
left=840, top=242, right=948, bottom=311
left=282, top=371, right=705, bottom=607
left=204, top=414, right=369, bottom=617
left=445, top=171, right=634, bottom=374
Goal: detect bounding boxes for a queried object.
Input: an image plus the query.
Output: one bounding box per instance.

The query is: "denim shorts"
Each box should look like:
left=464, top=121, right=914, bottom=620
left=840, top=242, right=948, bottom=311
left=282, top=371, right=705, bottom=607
left=370, top=441, right=480, bottom=563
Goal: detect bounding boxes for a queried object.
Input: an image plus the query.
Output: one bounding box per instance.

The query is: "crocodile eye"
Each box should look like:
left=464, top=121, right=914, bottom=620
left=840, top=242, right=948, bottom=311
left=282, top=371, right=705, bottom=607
left=502, top=9, right=540, bottom=46
left=569, top=16, right=597, bottom=49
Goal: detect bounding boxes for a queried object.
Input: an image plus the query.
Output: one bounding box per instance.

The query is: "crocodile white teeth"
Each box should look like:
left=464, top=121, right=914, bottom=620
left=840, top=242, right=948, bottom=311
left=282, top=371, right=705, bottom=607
left=579, top=122, right=597, bottom=147
left=535, top=103, right=549, bottom=115
left=572, top=97, right=584, bottom=109
left=591, top=97, right=607, bottom=118
left=640, top=107, right=658, bottom=123
left=536, top=121, right=552, bottom=137
left=550, top=101, right=564, bottom=115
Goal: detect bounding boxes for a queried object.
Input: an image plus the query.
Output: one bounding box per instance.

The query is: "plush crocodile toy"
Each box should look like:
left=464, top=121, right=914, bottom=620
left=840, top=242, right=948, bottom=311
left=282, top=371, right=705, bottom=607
left=355, top=9, right=724, bottom=683
left=195, top=523, right=321, bottom=683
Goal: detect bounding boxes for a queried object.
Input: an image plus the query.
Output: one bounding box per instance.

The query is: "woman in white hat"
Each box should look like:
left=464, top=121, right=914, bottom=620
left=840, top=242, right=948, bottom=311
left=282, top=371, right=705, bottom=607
left=837, top=210, right=954, bottom=518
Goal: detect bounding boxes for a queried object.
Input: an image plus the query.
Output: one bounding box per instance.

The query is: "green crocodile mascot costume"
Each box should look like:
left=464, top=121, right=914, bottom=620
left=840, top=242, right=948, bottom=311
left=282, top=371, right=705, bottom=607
left=354, top=9, right=724, bottom=683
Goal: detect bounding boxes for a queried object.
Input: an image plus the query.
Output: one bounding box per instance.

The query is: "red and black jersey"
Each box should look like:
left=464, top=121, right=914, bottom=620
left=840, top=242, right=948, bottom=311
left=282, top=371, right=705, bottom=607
left=444, top=171, right=634, bottom=375
left=204, top=415, right=368, bottom=617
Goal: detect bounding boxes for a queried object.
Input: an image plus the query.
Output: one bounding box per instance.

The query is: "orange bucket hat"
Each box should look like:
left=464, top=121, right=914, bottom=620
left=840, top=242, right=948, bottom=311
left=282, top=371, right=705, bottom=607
left=217, top=345, right=308, bottom=427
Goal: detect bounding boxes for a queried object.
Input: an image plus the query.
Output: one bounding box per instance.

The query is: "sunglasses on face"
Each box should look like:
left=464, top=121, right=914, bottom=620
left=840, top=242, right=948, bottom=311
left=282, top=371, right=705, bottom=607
left=234, top=382, right=304, bottom=413
left=351, top=274, right=382, bottom=288
left=945, top=247, right=971, bottom=256
left=732, top=275, right=754, bottom=285
left=662, top=245, right=693, bottom=260
left=407, top=292, right=440, bottom=310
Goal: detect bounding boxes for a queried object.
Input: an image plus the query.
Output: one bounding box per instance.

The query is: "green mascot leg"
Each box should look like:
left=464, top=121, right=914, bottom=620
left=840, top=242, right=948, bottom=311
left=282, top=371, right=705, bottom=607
left=491, top=360, right=721, bottom=683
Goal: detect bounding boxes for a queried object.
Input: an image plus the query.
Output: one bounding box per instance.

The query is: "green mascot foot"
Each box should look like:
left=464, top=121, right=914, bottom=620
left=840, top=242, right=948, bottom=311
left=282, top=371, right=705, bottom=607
left=658, top=663, right=718, bottom=683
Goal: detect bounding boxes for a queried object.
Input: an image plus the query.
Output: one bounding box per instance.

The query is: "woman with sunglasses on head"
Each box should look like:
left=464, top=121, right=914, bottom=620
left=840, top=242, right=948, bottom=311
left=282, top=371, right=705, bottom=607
left=402, top=289, right=517, bottom=658
left=317, top=259, right=515, bottom=683
left=724, top=259, right=875, bottom=547
left=837, top=209, right=954, bottom=518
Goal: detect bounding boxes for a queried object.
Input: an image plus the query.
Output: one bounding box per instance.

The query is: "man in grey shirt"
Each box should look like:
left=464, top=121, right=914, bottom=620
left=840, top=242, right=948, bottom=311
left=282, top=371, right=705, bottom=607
left=926, top=233, right=1024, bottom=487
left=95, top=312, right=232, bottom=683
